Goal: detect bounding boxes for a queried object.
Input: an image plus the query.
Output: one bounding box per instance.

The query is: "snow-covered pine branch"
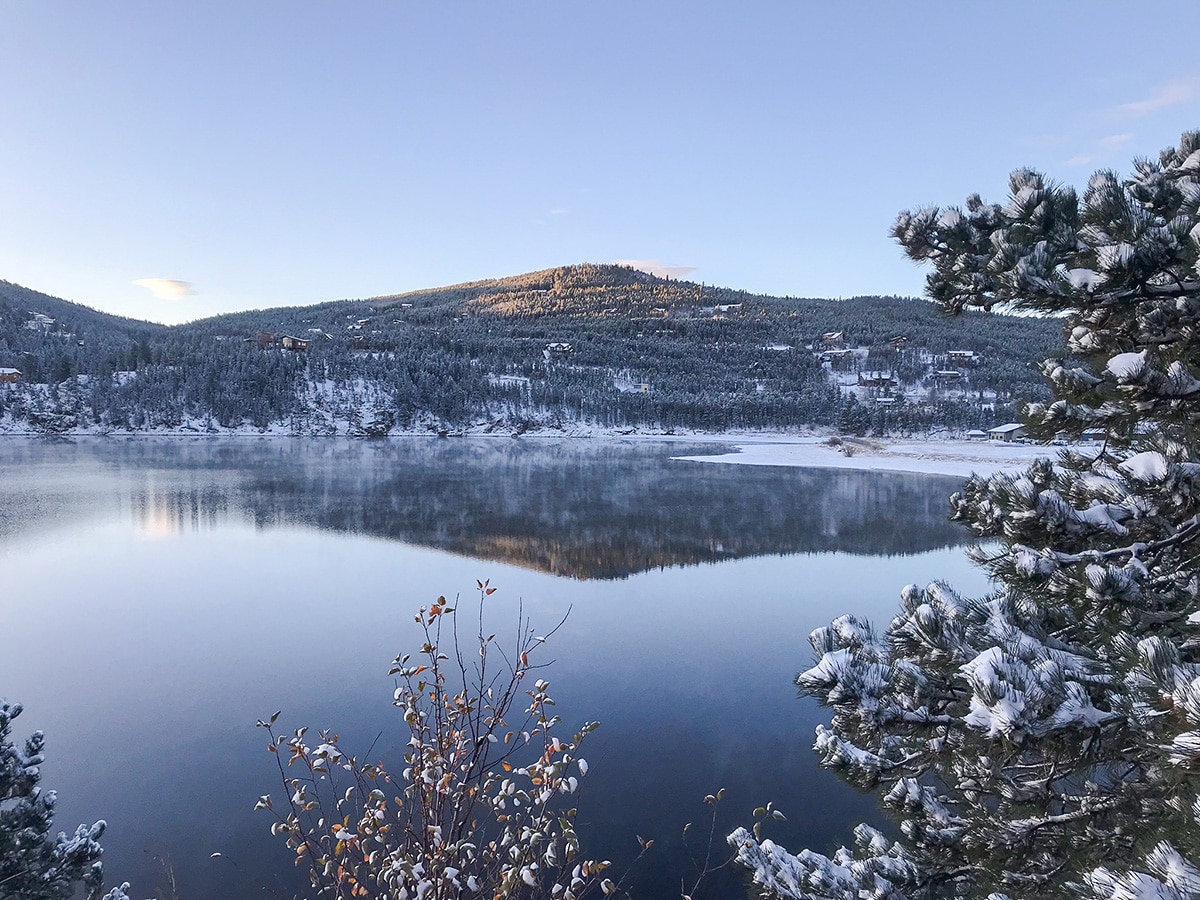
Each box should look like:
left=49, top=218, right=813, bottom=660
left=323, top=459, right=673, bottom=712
left=0, top=701, right=129, bottom=900
left=733, top=130, right=1200, bottom=898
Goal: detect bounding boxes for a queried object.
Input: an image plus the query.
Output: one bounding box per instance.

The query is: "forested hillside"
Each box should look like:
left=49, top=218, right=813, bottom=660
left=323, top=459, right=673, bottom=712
left=0, top=264, right=1062, bottom=435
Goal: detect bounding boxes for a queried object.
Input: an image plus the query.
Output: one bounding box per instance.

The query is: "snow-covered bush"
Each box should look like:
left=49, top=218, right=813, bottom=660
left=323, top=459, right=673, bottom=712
left=730, top=132, right=1200, bottom=897
left=258, top=582, right=613, bottom=899
left=0, top=701, right=130, bottom=900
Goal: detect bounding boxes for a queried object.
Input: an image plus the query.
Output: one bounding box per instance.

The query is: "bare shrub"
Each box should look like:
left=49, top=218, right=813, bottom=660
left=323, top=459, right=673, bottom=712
left=258, top=582, right=612, bottom=899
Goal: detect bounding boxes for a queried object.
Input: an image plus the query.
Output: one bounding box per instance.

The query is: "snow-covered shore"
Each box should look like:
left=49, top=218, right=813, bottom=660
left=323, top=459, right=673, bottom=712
left=671, top=436, right=1055, bottom=478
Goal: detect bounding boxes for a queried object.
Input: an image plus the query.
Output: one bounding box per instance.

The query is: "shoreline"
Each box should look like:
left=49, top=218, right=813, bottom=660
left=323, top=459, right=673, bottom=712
left=0, top=428, right=1063, bottom=479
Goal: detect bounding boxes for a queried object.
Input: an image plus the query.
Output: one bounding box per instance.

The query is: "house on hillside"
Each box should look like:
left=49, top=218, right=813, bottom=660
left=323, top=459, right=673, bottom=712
left=822, top=331, right=845, bottom=346
left=0, top=367, right=21, bottom=384
left=818, top=348, right=854, bottom=362
left=857, top=372, right=897, bottom=389
left=948, top=350, right=979, bottom=366
left=989, top=423, right=1026, bottom=441
left=889, top=335, right=908, bottom=349
left=546, top=342, right=572, bottom=354
left=280, top=335, right=310, bottom=352
left=256, top=332, right=276, bottom=347
left=930, top=370, right=965, bottom=382
left=25, top=314, right=54, bottom=332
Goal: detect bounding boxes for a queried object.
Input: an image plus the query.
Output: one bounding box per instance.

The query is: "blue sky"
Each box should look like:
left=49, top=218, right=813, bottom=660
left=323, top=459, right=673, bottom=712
left=2, top=2, right=1199, bottom=325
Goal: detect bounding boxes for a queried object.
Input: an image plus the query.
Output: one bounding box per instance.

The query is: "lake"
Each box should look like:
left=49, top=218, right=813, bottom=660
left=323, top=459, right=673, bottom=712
left=0, top=436, right=992, bottom=898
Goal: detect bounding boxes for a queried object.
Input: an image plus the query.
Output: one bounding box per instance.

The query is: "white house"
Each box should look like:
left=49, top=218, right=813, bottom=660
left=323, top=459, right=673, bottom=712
left=989, top=423, right=1027, bottom=441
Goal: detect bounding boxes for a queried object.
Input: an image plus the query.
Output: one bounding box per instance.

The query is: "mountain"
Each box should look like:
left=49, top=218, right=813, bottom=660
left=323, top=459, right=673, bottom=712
left=0, top=263, right=1063, bottom=435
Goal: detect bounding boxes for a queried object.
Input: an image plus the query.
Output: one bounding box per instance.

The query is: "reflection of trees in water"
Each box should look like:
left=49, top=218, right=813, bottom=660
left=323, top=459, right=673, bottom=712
left=2, top=438, right=973, bottom=579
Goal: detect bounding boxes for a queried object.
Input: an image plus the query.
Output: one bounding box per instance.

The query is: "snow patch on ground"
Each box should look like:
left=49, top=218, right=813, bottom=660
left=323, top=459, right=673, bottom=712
left=672, top=438, right=1055, bottom=478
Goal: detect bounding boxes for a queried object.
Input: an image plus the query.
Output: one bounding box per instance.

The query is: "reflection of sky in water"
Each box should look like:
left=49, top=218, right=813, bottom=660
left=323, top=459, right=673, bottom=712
left=0, top=439, right=992, bottom=898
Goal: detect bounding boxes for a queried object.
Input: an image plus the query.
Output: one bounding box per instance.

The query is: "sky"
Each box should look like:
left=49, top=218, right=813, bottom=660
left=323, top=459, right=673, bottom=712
left=2, top=2, right=1199, bottom=325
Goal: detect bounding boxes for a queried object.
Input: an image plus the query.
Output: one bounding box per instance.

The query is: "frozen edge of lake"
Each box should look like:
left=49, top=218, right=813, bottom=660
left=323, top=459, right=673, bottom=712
left=668, top=436, right=1050, bottom=478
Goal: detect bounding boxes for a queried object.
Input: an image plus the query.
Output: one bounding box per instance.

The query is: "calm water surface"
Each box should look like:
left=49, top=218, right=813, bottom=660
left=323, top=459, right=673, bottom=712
left=0, top=437, right=991, bottom=898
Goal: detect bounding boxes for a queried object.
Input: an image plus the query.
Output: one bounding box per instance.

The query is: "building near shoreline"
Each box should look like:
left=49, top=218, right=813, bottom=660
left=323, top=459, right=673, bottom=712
left=988, top=423, right=1026, bottom=442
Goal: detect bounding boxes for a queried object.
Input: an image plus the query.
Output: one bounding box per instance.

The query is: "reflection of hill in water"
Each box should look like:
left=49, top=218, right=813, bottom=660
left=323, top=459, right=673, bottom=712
left=0, top=438, right=973, bottom=579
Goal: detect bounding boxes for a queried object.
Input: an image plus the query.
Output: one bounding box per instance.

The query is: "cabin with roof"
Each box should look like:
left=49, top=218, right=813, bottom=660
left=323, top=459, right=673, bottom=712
left=280, top=335, right=310, bottom=352
left=0, top=367, right=21, bottom=384
left=857, top=372, right=897, bottom=389
left=989, top=423, right=1026, bottom=441
left=818, top=348, right=854, bottom=362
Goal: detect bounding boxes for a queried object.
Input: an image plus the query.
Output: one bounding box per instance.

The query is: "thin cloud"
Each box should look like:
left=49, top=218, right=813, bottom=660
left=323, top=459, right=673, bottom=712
left=133, top=278, right=193, bottom=300
left=1066, top=134, right=1136, bottom=168
left=615, top=259, right=697, bottom=280
left=1119, top=79, right=1197, bottom=116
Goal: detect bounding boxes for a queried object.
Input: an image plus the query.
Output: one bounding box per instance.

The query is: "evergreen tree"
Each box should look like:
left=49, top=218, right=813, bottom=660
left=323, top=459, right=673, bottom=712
left=729, top=131, right=1200, bottom=898
left=0, top=701, right=129, bottom=900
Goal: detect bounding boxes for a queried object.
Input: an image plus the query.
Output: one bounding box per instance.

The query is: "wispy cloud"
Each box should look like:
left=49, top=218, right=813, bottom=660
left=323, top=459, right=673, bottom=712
left=1119, top=79, right=1197, bottom=116
left=615, top=259, right=697, bottom=280
left=1066, top=133, right=1138, bottom=168
left=133, top=278, right=193, bottom=300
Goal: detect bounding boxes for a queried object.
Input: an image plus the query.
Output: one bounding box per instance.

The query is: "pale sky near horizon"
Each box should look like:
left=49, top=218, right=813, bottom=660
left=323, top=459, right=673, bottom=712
left=3, top=2, right=1199, bottom=325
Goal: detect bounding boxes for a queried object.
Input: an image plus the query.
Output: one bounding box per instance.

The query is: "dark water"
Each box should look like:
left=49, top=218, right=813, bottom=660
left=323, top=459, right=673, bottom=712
left=0, top=437, right=989, bottom=898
